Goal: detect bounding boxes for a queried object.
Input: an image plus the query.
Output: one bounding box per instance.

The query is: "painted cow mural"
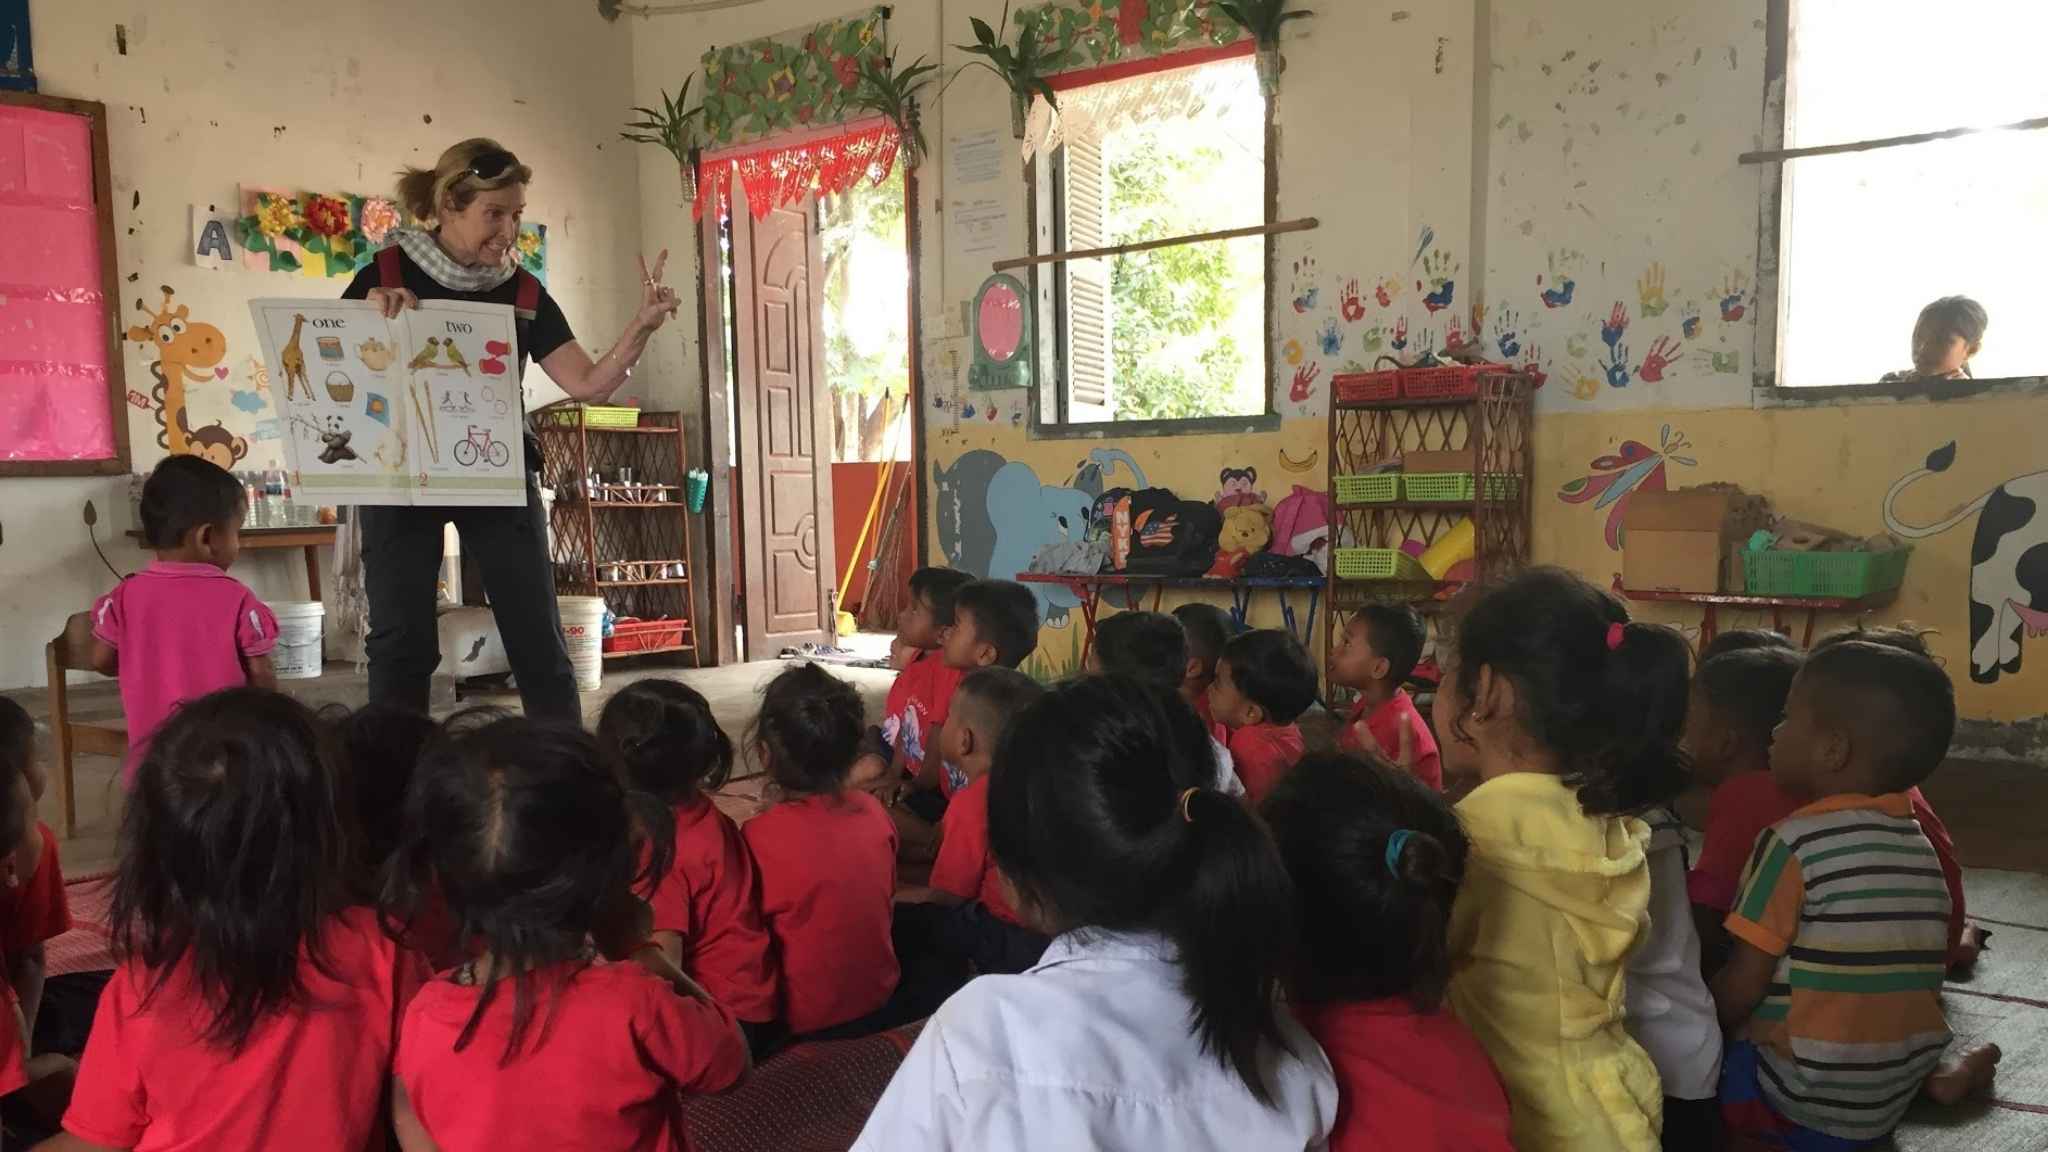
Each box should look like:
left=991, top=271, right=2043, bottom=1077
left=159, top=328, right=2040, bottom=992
left=932, top=447, right=1148, bottom=623
left=1883, top=442, right=2048, bottom=684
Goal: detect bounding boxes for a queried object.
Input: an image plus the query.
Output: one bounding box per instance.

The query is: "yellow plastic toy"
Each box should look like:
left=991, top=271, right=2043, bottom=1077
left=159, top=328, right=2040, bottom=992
left=1419, top=517, right=1477, bottom=580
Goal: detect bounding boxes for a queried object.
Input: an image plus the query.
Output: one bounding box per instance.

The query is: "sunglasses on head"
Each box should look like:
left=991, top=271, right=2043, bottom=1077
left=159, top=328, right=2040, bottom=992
left=464, top=149, right=518, bottom=182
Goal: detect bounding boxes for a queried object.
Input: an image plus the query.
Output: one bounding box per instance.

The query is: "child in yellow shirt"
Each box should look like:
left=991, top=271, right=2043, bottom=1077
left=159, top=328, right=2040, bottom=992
left=1434, top=568, right=1693, bottom=1152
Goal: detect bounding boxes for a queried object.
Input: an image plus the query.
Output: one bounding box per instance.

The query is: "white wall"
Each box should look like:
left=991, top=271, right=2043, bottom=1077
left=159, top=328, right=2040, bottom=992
left=2, top=0, right=647, bottom=690
left=1481, top=0, right=1768, bottom=411
left=0, top=0, right=1793, bottom=689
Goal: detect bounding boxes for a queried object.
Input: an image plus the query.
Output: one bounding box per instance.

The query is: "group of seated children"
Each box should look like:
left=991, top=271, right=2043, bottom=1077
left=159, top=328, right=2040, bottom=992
left=14, top=452, right=1998, bottom=1151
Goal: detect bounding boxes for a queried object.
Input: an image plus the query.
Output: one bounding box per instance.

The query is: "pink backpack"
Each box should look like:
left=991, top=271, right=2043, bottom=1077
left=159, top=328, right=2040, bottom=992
left=1270, top=484, right=1333, bottom=560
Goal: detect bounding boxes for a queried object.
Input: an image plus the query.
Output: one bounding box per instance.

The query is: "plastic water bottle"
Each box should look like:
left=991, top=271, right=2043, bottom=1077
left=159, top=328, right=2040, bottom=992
left=261, top=470, right=286, bottom=528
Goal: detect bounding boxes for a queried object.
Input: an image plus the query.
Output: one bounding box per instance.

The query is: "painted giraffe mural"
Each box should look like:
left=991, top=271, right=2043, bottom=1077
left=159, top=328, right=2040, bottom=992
left=125, top=285, right=227, bottom=457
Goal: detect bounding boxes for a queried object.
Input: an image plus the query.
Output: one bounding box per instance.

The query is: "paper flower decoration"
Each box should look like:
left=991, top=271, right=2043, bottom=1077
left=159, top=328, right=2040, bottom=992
left=255, top=193, right=303, bottom=239
left=304, top=194, right=353, bottom=238
left=359, top=198, right=400, bottom=245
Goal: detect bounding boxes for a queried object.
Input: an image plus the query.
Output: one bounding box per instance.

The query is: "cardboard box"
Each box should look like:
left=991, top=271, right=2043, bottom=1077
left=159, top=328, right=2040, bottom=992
left=1402, top=449, right=1477, bottom=473
left=1623, top=489, right=1737, bottom=594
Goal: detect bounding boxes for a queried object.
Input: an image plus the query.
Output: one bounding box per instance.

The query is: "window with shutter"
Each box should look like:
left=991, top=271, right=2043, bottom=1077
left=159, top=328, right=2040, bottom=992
left=1032, top=52, right=1271, bottom=430
left=1061, top=134, right=1115, bottom=418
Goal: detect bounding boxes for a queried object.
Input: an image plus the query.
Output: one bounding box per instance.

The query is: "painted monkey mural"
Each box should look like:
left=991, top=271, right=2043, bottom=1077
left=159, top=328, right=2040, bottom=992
left=125, top=285, right=228, bottom=457
left=932, top=447, right=1148, bottom=623
left=1884, top=442, right=2048, bottom=685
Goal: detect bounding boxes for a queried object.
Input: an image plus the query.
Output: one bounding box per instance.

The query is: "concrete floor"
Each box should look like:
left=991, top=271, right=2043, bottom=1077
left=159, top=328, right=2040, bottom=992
left=10, top=658, right=2045, bottom=1148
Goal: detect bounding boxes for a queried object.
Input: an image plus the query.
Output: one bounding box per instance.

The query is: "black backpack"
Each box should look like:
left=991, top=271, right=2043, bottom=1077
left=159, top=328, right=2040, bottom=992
left=1092, top=487, right=1221, bottom=576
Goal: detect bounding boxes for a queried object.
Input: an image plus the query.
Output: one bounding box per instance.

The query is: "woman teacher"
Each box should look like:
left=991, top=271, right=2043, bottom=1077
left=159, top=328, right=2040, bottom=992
left=343, top=137, right=680, bottom=722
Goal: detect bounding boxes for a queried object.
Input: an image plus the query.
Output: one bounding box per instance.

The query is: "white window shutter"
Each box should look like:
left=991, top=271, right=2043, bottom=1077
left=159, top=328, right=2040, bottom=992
left=1061, top=137, right=1114, bottom=421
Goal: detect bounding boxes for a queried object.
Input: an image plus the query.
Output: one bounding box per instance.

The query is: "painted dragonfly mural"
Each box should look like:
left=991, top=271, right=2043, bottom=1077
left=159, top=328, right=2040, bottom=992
left=1556, top=425, right=1698, bottom=550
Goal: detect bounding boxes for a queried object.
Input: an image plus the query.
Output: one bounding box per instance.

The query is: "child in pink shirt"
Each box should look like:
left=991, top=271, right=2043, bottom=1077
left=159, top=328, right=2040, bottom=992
left=1208, top=629, right=1317, bottom=804
left=90, top=456, right=277, bottom=781
left=1330, top=605, right=1443, bottom=791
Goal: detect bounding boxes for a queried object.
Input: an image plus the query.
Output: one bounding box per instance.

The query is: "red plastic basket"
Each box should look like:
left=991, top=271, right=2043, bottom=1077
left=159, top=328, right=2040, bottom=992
left=1332, top=371, right=1400, bottom=404
left=603, top=617, right=690, bottom=654
left=1397, top=365, right=1492, bottom=400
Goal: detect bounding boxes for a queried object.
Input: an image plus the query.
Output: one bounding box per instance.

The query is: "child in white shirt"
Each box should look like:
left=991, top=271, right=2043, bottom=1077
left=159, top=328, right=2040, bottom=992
left=854, top=674, right=1336, bottom=1151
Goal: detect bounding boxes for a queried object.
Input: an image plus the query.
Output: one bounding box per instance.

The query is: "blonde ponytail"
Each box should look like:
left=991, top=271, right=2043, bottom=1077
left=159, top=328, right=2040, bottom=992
left=396, top=138, right=532, bottom=225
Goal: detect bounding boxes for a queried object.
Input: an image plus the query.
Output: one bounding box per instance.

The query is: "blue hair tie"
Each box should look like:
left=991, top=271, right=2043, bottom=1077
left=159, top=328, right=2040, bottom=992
left=1385, top=829, right=1415, bottom=877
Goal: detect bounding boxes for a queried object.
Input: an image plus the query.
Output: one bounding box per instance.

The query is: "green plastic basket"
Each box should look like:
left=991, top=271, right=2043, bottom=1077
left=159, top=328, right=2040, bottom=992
left=547, top=404, right=641, bottom=429
left=1400, top=472, right=1522, bottom=502
left=1333, top=548, right=1433, bottom=581
left=1334, top=473, right=1400, bottom=504
left=1741, top=546, right=1912, bottom=599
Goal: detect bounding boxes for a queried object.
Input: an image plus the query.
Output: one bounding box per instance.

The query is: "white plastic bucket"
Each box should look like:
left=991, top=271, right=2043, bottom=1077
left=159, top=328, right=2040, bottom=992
left=272, top=600, right=325, bottom=680
left=559, top=595, right=607, bottom=692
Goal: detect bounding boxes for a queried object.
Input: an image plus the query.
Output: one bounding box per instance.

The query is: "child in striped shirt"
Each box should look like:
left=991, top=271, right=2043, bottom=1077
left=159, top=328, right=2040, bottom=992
left=1714, top=640, right=1999, bottom=1150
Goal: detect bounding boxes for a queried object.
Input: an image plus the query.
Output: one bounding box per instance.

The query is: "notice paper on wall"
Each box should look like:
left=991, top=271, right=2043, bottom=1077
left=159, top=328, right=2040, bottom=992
left=249, top=298, right=526, bottom=507
left=948, top=128, right=1003, bottom=187
left=951, top=197, right=1009, bottom=259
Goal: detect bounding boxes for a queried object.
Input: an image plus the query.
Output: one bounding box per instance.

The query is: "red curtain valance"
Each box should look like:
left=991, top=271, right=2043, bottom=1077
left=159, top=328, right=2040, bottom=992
left=696, top=119, right=902, bottom=221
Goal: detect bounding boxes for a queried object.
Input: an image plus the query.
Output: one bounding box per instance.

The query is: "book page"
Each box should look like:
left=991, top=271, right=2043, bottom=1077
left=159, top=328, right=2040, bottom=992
left=397, top=301, right=527, bottom=507
left=249, top=299, right=412, bottom=505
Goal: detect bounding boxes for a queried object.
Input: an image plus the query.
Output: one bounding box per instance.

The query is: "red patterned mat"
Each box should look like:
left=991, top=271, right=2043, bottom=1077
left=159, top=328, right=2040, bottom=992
left=47, top=870, right=115, bottom=977
left=684, top=1023, right=921, bottom=1152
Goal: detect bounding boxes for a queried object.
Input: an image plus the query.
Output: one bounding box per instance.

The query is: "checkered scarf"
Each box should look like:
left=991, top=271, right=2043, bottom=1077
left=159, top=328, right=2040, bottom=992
left=393, top=227, right=517, bottom=293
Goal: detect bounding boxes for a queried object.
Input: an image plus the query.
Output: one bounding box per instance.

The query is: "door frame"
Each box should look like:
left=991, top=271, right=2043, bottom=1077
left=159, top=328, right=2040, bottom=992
left=694, top=123, right=925, bottom=665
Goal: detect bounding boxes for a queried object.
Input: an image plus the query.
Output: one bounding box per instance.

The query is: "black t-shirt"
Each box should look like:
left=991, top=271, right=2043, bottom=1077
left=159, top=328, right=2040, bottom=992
left=339, top=249, right=577, bottom=378
left=341, top=248, right=576, bottom=477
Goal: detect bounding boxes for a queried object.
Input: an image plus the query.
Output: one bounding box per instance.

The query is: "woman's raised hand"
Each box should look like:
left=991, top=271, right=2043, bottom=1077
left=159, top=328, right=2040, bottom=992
left=635, top=250, right=681, bottom=330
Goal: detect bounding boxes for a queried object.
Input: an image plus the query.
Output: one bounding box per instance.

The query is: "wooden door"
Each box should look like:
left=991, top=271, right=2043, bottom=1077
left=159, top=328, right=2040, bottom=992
left=731, top=197, right=835, bottom=659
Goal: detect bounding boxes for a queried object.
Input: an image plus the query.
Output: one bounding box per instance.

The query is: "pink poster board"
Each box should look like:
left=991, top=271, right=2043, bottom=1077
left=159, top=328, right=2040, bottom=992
left=0, top=95, right=125, bottom=472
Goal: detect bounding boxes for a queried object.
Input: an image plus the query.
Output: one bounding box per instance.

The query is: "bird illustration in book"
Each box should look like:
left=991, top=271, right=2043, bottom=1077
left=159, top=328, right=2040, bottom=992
left=408, top=337, right=443, bottom=372
left=444, top=341, right=471, bottom=376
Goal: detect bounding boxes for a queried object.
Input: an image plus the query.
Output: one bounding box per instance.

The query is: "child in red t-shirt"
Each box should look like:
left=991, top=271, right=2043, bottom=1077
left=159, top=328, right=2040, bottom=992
left=1264, top=752, right=1514, bottom=1152
left=0, top=701, right=68, bottom=1052
left=1089, top=610, right=1245, bottom=796
left=853, top=567, right=975, bottom=801
left=1330, top=605, right=1443, bottom=792
left=881, top=579, right=1043, bottom=851
left=330, top=702, right=456, bottom=971
left=59, top=689, right=429, bottom=1152
left=599, top=679, right=781, bottom=1053
left=1208, top=629, right=1317, bottom=804
left=1172, top=602, right=1238, bottom=730
left=0, top=700, right=51, bottom=1118
left=891, top=669, right=1050, bottom=1021
left=388, top=713, right=747, bottom=1152
left=743, top=664, right=902, bottom=1040
left=1683, top=645, right=1805, bottom=973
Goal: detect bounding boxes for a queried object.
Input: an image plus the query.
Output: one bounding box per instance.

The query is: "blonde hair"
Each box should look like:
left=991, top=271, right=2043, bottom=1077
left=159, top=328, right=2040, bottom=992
left=396, top=138, right=533, bottom=224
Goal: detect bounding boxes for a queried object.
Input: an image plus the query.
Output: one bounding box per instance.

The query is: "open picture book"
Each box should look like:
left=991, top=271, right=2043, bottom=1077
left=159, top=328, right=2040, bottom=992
left=249, top=298, right=527, bottom=507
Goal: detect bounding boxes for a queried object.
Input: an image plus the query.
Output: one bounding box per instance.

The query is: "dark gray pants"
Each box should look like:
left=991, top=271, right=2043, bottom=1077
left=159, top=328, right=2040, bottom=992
left=360, top=478, right=580, bottom=723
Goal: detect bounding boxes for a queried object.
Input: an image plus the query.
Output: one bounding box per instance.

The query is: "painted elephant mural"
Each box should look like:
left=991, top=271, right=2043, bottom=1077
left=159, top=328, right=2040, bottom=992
left=1883, top=442, right=2048, bottom=685
left=932, top=447, right=1149, bottom=623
